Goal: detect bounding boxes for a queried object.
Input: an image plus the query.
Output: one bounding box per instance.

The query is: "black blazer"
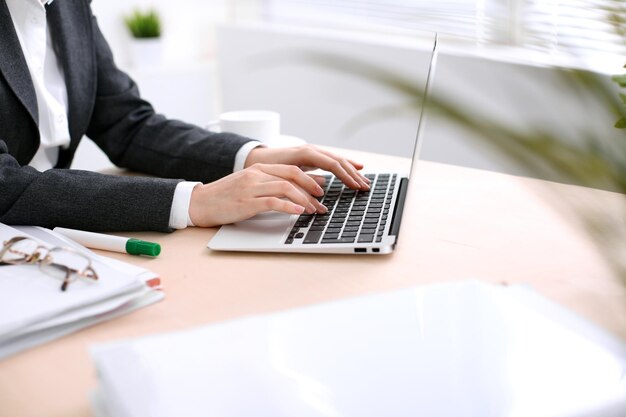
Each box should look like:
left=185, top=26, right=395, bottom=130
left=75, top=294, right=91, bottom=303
left=0, top=0, right=252, bottom=231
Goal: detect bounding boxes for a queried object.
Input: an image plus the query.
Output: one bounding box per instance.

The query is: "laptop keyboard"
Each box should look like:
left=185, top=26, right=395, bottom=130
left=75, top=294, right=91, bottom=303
left=285, top=173, right=397, bottom=245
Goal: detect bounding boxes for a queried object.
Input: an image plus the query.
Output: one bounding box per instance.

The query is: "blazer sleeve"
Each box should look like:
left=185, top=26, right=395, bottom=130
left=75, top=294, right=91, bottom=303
left=0, top=140, right=181, bottom=232
left=85, top=7, right=253, bottom=183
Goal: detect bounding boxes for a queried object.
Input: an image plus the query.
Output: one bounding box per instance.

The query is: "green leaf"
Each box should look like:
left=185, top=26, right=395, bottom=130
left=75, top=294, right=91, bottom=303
left=124, top=9, right=161, bottom=38
left=615, top=117, right=626, bottom=128
left=612, top=74, right=626, bottom=87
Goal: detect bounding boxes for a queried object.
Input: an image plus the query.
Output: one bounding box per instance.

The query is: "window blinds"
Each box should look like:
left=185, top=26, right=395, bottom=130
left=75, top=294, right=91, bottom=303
left=260, top=0, right=626, bottom=64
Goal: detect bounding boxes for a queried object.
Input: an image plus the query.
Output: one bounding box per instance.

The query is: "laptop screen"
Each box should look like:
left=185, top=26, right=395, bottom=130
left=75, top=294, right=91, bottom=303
left=407, top=33, right=439, bottom=180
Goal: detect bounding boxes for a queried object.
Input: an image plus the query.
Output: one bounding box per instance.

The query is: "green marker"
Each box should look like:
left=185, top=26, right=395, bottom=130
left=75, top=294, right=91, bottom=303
left=53, top=227, right=161, bottom=257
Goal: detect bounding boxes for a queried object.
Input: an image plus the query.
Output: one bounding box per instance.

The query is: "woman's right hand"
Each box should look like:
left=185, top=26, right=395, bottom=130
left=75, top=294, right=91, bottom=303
left=188, top=163, right=329, bottom=227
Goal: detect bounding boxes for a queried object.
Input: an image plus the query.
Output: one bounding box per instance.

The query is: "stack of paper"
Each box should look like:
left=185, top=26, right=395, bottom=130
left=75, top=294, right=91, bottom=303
left=91, top=281, right=626, bottom=417
left=0, top=223, right=163, bottom=360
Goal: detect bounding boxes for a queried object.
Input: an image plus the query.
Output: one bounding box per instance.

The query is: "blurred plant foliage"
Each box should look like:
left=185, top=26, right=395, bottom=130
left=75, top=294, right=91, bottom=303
left=124, top=9, right=162, bottom=39
left=296, top=33, right=626, bottom=281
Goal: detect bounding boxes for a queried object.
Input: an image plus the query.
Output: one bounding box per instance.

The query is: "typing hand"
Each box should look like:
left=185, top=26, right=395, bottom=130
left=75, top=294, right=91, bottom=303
left=189, top=163, right=330, bottom=227
left=244, top=145, right=371, bottom=191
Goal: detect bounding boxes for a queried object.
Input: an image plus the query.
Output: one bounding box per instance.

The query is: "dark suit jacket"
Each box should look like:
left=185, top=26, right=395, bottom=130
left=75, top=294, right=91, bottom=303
left=0, top=0, right=252, bottom=232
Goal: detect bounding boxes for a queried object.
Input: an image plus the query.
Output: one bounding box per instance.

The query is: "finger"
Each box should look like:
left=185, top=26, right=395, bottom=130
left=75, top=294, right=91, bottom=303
left=314, top=148, right=365, bottom=170
left=306, top=152, right=366, bottom=190
left=257, top=197, right=306, bottom=215
left=291, top=181, right=328, bottom=213
left=309, top=174, right=328, bottom=188
left=301, top=159, right=364, bottom=174
left=254, top=181, right=325, bottom=214
left=255, top=164, right=325, bottom=197
left=292, top=149, right=359, bottom=189
left=248, top=169, right=326, bottom=212
left=246, top=168, right=323, bottom=200
left=315, top=148, right=370, bottom=186
left=339, top=158, right=370, bottom=190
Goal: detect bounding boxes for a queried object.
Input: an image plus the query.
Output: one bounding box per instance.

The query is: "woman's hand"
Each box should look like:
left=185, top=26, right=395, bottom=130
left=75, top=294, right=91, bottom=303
left=244, top=145, right=370, bottom=190
left=189, top=144, right=369, bottom=227
left=189, top=163, right=329, bottom=227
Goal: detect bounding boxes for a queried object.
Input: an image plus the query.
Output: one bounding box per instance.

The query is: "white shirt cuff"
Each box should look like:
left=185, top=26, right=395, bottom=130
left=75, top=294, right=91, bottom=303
left=169, top=181, right=201, bottom=229
left=233, top=141, right=264, bottom=172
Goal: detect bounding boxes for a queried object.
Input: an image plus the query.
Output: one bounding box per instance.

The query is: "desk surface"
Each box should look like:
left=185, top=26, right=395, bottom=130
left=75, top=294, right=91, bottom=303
left=1, top=149, right=626, bottom=417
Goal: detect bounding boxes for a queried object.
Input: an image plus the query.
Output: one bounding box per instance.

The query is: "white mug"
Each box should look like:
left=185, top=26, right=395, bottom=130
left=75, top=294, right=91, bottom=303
left=206, top=110, right=280, bottom=145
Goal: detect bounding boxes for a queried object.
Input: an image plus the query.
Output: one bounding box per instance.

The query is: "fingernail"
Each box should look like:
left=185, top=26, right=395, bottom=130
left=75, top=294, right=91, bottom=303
left=315, top=201, right=328, bottom=212
left=307, top=203, right=316, bottom=214
left=295, top=205, right=305, bottom=213
left=315, top=185, right=324, bottom=196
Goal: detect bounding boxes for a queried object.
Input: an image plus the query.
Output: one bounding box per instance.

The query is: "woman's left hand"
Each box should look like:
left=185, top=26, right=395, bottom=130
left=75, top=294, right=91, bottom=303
left=244, top=144, right=371, bottom=190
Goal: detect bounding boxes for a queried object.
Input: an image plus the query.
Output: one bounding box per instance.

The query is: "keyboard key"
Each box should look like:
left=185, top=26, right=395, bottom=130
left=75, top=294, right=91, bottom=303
left=295, top=232, right=304, bottom=239
left=303, top=230, right=323, bottom=244
left=358, top=234, right=374, bottom=243
left=322, top=237, right=356, bottom=244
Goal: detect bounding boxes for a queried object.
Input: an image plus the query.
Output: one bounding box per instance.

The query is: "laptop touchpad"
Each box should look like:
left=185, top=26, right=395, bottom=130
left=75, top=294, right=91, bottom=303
left=208, top=212, right=294, bottom=250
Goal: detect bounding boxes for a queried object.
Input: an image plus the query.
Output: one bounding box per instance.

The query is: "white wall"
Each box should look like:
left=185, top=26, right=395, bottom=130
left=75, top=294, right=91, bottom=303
left=216, top=24, right=620, bottom=188
left=73, top=0, right=229, bottom=171
left=90, top=0, right=231, bottom=65
left=74, top=3, right=621, bottom=190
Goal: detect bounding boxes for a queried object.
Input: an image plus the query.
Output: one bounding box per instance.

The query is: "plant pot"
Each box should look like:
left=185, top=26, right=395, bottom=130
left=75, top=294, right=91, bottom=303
left=129, top=38, right=163, bottom=69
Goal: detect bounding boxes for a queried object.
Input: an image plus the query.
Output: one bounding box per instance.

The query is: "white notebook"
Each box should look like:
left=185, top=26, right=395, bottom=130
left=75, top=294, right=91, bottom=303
left=91, top=281, right=626, bottom=417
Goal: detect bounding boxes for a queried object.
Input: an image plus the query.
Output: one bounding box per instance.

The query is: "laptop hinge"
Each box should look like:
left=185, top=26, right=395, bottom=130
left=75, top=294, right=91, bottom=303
left=389, top=177, right=408, bottom=238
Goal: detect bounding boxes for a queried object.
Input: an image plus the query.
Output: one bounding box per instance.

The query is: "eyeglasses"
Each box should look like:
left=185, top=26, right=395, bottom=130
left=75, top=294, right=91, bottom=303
left=0, top=236, right=99, bottom=291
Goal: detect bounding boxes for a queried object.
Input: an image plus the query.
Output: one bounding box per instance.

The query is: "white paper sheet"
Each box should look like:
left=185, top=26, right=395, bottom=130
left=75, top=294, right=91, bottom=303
left=91, top=281, right=626, bottom=417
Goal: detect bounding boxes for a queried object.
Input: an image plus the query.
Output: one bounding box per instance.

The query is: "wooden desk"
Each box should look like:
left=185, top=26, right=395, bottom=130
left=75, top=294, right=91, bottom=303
left=1, top=150, right=625, bottom=417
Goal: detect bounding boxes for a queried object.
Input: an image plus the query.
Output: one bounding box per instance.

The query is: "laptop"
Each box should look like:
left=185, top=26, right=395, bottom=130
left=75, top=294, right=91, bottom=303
left=208, top=35, right=439, bottom=255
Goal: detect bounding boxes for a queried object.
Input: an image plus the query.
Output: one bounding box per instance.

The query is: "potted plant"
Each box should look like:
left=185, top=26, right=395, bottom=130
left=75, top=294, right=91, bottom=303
left=124, top=8, right=162, bottom=68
